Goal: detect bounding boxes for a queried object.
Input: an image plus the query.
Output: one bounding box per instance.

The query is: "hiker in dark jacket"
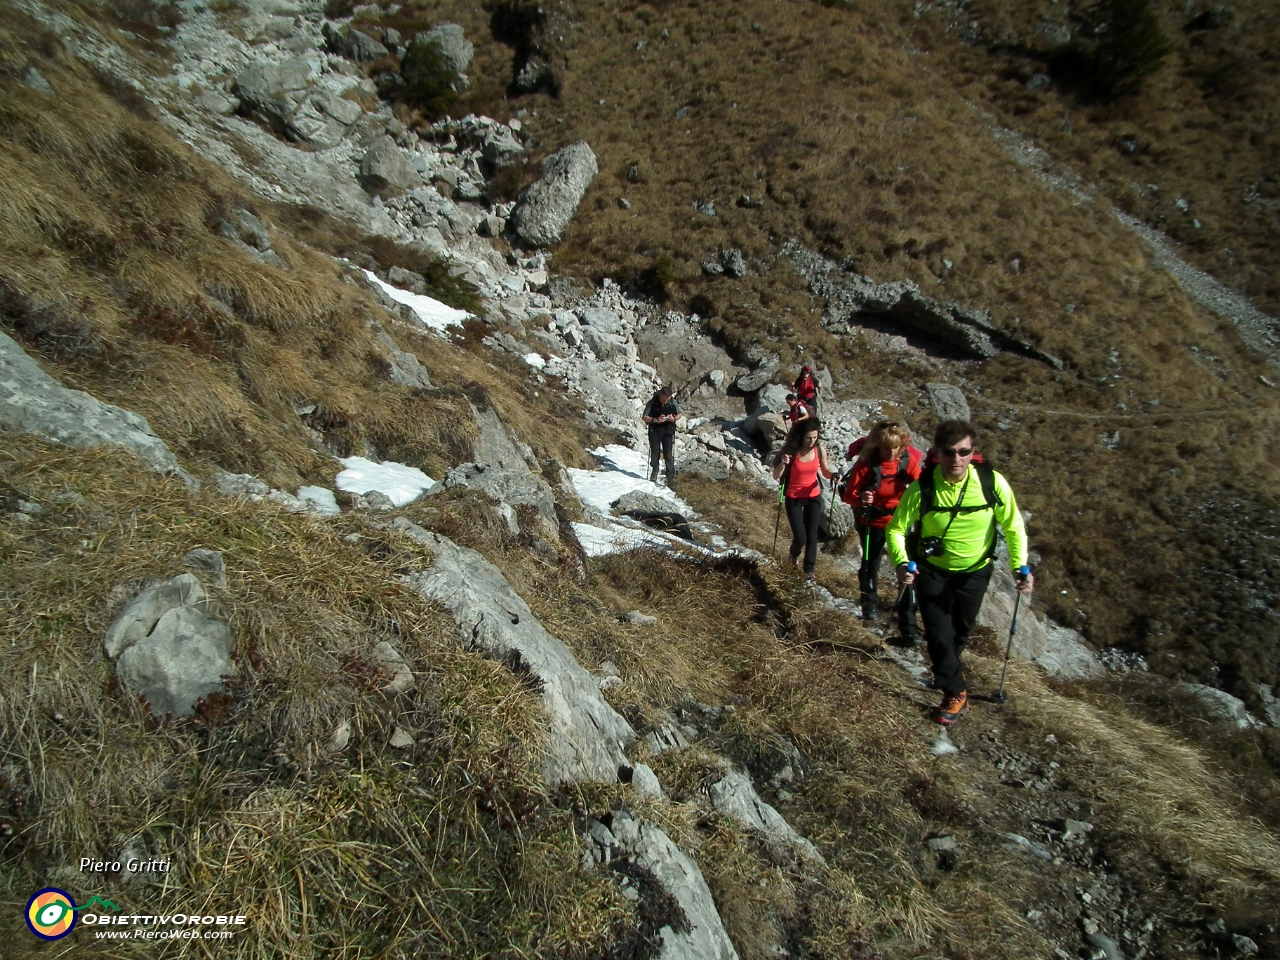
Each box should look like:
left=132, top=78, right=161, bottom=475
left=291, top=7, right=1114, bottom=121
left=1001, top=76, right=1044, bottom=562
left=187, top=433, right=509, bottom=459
left=642, top=385, right=682, bottom=487
left=772, top=418, right=833, bottom=580
left=887, top=420, right=1034, bottom=726
left=841, top=420, right=923, bottom=637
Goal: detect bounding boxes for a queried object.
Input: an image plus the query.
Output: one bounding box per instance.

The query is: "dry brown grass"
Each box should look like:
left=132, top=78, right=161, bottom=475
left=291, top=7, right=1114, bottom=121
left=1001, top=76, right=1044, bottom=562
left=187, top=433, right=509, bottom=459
left=0, top=437, right=640, bottom=959
left=953, top=0, right=1280, bottom=317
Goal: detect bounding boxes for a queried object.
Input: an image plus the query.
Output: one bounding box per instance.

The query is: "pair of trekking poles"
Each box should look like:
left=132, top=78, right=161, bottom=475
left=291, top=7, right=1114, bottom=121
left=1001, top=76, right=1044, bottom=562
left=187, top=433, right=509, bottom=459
left=894, top=561, right=1029, bottom=704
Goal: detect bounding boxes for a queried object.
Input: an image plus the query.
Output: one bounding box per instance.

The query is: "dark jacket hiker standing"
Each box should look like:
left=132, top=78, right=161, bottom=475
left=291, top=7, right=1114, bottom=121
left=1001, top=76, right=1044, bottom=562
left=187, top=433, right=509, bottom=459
left=886, top=420, right=1034, bottom=726
left=642, top=386, right=682, bottom=486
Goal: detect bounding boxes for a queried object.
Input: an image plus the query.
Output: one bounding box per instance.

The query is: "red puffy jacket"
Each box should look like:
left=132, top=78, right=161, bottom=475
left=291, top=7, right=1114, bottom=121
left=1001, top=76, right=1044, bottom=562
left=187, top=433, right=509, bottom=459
left=840, top=442, right=924, bottom=529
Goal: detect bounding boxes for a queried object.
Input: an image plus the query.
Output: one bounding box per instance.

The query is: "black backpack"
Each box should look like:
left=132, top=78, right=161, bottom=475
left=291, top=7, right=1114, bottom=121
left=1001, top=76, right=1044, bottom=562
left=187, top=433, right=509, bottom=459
left=905, top=462, right=1003, bottom=567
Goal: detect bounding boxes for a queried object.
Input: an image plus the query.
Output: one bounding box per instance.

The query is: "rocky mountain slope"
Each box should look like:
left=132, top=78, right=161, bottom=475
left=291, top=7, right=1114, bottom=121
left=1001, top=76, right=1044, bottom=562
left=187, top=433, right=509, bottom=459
left=1, top=0, right=1279, bottom=958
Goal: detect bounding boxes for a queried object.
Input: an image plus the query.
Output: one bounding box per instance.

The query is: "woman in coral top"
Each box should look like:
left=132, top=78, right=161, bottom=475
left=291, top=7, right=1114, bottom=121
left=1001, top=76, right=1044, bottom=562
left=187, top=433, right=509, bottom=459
left=772, top=419, right=833, bottom=580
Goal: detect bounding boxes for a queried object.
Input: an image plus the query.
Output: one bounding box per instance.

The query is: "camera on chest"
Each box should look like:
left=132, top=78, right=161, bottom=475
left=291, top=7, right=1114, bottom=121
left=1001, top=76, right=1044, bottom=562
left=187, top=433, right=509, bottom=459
left=918, top=535, right=945, bottom=558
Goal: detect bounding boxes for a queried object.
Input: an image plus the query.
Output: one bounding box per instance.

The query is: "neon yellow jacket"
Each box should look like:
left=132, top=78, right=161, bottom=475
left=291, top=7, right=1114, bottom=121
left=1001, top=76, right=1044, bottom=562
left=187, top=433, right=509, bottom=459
left=885, top=464, right=1028, bottom=573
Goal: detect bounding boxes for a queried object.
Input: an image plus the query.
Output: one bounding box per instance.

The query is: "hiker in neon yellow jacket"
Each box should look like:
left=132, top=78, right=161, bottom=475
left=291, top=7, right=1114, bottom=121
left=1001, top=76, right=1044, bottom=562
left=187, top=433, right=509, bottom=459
left=886, top=419, right=1035, bottom=726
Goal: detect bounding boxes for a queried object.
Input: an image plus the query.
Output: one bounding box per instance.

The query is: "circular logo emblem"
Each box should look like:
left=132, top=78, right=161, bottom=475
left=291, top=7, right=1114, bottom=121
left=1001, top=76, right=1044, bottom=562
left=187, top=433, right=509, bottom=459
left=26, top=888, right=78, bottom=940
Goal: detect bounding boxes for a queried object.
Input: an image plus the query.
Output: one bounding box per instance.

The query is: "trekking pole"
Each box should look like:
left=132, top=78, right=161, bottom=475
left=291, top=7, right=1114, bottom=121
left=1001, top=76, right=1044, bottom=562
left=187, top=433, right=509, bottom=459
left=992, top=566, right=1031, bottom=704
left=771, top=480, right=783, bottom=558
left=895, top=560, right=917, bottom=607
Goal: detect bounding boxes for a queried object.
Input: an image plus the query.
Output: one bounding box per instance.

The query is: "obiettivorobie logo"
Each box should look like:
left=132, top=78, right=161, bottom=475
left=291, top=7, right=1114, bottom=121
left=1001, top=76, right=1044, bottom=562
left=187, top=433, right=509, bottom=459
left=25, top=889, right=120, bottom=941
left=25, top=888, right=248, bottom=942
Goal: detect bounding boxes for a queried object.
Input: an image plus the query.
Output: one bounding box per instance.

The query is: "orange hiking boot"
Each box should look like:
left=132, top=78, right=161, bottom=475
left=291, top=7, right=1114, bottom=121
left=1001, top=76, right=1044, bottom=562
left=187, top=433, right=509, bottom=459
left=934, top=691, right=969, bottom=725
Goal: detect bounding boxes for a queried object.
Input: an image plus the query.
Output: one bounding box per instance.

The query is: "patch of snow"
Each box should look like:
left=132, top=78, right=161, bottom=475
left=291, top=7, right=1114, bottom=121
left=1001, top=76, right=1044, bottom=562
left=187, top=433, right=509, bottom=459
left=568, top=444, right=694, bottom=516
left=572, top=522, right=672, bottom=558
left=297, top=485, right=341, bottom=516
left=362, top=269, right=471, bottom=333
left=336, top=456, right=435, bottom=506
left=524, top=352, right=546, bottom=368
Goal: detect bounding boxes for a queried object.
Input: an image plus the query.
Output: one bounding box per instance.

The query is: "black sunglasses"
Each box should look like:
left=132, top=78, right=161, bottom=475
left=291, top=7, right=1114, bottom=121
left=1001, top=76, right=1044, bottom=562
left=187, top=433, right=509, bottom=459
left=939, top=446, right=973, bottom=458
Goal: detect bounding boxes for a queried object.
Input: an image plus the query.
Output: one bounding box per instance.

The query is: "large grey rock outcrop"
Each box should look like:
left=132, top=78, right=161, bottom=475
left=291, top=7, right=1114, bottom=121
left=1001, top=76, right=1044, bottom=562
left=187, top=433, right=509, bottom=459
left=0, top=331, right=181, bottom=475
left=784, top=241, right=1063, bottom=368
left=360, top=136, right=422, bottom=194
left=105, top=574, right=234, bottom=718
left=232, top=58, right=317, bottom=137
left=584, top=811, right=739, bottom=960
left=371, top=322, right=434, bottom=389
left=925, top=383, right=970, bottom=423
left=821, top=498, right=855, bottom=539
left=735, top=358, right=778, bottom=394
left=409, top=24, right=474, bottom=76
left=394, top=522, right=634, bottom=784
left=707, top=770, right=824, bottom=864
left=1184, top=684, right=1264, bottom=730
left=1257, top=685, right=1280, bottom=728
left=678, top=449, right=731, bottom=482
left=509, top=141, right=598, bottom=246
left=434, top=462, right=560, bottom=540
left=322, top=22, right=389, bottom=62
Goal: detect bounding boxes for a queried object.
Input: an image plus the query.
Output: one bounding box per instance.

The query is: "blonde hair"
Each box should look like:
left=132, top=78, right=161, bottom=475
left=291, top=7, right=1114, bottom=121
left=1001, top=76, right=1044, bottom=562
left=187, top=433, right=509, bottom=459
left=857, top=421, right=910, bottom=464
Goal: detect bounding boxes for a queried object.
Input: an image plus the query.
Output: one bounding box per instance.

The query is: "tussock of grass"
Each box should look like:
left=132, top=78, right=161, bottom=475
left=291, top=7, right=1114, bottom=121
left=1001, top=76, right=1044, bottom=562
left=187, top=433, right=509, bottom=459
left=0, top=438, right=638, bottom=958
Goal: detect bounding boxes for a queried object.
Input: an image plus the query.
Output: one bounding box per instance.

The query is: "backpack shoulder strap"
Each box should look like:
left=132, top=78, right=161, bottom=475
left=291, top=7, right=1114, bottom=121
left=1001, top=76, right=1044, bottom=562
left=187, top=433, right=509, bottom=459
left=917, top=465, right=936, bottom=515
left=973, top=462, right=1003, bottom=508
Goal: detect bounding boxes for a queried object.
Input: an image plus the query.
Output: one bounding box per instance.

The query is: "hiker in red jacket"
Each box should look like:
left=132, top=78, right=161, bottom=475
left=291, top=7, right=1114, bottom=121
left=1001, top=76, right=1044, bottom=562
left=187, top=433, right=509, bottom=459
left=792, top=365, right=819, bottom=413
left=842, top=421, right=923, bottom=640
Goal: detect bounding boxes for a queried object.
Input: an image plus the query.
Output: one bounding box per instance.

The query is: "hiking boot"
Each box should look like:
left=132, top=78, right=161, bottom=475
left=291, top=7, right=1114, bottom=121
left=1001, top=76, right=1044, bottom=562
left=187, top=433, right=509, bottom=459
left=860, top=594, right=877, bottom=622
left=934, top=691, right=969, bottom=726
left=666, top=471, right=676, bottom=488
left=649, top=468, right=659, bottom=484
left=805, top=572, right=816, bottom=582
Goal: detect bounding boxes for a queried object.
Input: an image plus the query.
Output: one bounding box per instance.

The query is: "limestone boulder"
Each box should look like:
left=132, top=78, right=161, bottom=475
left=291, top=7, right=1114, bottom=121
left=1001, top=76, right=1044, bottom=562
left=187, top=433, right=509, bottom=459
left=509, top=141, right=598, bottom=246
left=583, top=811, right=739, bottom=960
left=926, top=383, right=971, bottom=423
left=360, top=135, right=422, bottom=194
left=707, top=769, right=824, bottom=864
left=0, top=332, right=182, bottom=477
left=410, top=23, right=473, bottom=75
left=735, top=358, right=779, bottom=394
left=394, top=523, right=634, bottom=785
left=322, top=22, right=389, bottom=62
left=106, top=574, right=233, bottom=718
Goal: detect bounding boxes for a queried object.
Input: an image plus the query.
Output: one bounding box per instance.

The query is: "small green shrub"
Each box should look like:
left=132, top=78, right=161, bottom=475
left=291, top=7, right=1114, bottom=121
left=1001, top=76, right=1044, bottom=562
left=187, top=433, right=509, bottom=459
left=1054, top=0, right=1170, bottom=99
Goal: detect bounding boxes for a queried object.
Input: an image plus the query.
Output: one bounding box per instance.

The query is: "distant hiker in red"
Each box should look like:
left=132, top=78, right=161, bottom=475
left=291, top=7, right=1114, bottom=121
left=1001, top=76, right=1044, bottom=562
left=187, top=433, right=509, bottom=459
left=842, top=421, right=923, bottom=639
left=792, top=365, right=819, bottom=413
left=772, top=419, right=833, bottom=580
left=785, top=393, right=811, bottom=424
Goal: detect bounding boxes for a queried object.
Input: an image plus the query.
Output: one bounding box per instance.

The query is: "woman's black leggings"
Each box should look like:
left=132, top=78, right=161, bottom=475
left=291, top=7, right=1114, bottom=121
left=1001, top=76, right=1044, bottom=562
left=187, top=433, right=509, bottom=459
left=785, top=496, right=823, bottom=574
left=855, top=520, right=888, bottom=596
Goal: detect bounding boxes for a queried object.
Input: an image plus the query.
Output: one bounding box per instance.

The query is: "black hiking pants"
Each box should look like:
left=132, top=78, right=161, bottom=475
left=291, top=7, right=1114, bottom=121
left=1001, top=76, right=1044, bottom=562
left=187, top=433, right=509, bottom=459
left=856, top=519, right=919, bottom=638
left=785, top=495, right=823, bottom=574
left=648, top=427, right=675, bottom=478
left=916, top=560, right=994, bottom=697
